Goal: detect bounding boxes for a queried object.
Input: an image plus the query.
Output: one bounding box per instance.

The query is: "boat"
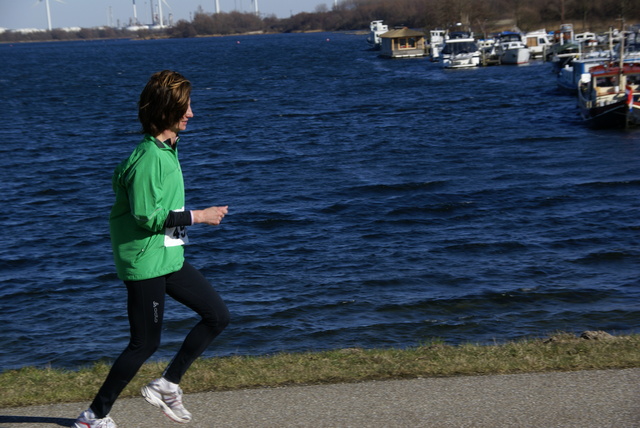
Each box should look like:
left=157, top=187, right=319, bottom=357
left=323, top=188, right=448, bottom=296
left=429, top=29, right=446, bottom=61
left=367, top=20, right=389, bottom=50
left=477, top=38, right=501, bottom=66
left=575, top=32, right=598, bottom=46
left=553, top=23, right=575, bottom=45
left=524, top=29, right=553, bottom=58
left=378, top=27, right=427, bottom=59
left=439, top=31, right=481, bottom=68
left=495, top=31, right=531, bottom=64
left=577, top=62, right=640, bottom=128
left=557, top=55, right=611, bottom=93
left=556, top=28, right=640, bottom=93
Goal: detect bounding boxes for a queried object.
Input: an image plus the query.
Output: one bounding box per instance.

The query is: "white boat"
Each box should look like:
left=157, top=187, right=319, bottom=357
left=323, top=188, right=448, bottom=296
left=575, top=32, right=597, bottom=46
left=524, top=29, right=552, bottom=58
left=439, top=31, right=481, bottom=69
left=367, top=20, right=388, bottom=50
left=429, top=29, right=446, bottom=61
left=496, top=31, right=531, bottom=64
left=557, top=55, right=611, bottom=92
left=577, top=62, right=640, bottom=128
left=477, top=38, right=501, bottom=66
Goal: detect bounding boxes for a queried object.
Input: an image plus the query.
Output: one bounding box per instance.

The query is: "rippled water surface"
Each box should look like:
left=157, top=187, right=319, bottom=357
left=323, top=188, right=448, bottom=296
left=1, top=33, right=638, bottom=371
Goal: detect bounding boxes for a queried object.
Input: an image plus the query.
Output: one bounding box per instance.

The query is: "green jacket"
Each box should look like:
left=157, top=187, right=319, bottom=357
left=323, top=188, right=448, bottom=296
left=110, top=135, right=186, bottom=281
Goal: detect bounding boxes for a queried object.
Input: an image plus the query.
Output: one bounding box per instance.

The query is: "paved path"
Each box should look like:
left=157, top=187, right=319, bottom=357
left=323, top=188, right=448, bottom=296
left=1, top=368, right=638, bottom=427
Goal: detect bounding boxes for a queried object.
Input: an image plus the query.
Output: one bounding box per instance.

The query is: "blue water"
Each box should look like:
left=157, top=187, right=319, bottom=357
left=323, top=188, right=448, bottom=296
left=1, top=33, right=638, bottom=372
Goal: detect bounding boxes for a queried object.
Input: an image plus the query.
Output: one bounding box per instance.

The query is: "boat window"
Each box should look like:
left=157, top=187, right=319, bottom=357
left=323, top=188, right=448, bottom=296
left=596, top=76, right=617, bottom=87
left=442, top=41, right=478, bottom=54
left=398, top=37, right=417, bottom=49
left=500, top=33, right=521, bottom=42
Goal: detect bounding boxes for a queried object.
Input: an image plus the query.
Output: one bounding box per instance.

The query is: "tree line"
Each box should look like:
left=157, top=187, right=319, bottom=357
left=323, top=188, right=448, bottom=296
left=2, top=0, right=639, bottom=43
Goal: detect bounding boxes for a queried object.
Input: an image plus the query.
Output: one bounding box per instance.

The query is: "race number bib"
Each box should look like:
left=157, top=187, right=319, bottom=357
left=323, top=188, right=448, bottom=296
left=164, top=208, right=190, bottom=247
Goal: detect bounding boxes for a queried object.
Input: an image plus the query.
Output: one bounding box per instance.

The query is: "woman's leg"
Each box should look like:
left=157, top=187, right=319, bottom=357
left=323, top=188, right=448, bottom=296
left=162, top=261, right=230, bottom=384
left=90, top=277, right=167, bottom=418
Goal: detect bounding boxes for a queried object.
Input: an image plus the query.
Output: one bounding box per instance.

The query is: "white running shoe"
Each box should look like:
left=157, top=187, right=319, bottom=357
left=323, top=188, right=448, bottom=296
left=141, top=378, right=192, bottom=423
left=72, top=409, right=117, bottom=428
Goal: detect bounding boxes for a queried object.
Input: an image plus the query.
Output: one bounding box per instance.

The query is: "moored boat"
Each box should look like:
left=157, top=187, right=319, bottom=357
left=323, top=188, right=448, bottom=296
left=378, top=27, right=427, bottom=59
left=439, top=31, right=481, bottom=68
left=429, top=29, right=446, bottom=61
left=367, top=20, right=388, bottom=50
left=557, top=56, right=610, bottom=93
left=496, top=31, right=531, bottom=64
left=577, top=62, right=640, bottom=128
left=524, top=29, right=552, bottom=58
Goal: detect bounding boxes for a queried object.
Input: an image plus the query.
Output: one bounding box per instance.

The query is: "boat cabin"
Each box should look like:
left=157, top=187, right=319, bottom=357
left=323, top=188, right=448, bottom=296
left=582, top=63, right=640, bottom=96
left=367, top=20, right=389, bottom=49
left=554, top=23, right=574, bottom=45
left=498, top=31, right=524, bottom=43
left=577, top=62, right=640, bottom=128
left=379, top=28, right=426, bottom=58
left=524, top=29, right=552, bottom=58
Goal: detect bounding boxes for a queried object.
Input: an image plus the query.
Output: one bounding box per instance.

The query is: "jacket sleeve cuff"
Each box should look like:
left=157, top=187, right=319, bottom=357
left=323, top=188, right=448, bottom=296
left=163, top=210, right=193, bottom=228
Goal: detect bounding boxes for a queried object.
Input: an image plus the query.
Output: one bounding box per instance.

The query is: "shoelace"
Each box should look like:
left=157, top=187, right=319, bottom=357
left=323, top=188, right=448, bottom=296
left=163, top=388, right=184, bottom=408
left=96, top=416, right=115, bottom=428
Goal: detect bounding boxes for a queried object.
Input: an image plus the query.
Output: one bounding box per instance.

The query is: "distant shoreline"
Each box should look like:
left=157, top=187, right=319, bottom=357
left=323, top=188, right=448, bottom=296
left=0, top=29, right=369, bottom=45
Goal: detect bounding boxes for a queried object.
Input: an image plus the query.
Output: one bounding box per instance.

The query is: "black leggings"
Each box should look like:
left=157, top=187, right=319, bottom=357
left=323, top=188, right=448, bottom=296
left=90, top=261, right=229, bottom=418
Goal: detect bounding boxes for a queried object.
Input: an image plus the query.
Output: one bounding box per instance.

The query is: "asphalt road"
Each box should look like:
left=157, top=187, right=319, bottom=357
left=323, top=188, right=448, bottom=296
left=1, top=368, right=638, bottom=427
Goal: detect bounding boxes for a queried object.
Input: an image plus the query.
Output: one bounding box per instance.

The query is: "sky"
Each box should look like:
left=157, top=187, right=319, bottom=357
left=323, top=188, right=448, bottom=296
left=0, top=0, right=338, bottom=30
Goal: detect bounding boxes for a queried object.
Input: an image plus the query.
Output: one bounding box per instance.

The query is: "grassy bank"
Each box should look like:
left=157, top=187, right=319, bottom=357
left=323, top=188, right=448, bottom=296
left=1, top=331, right=638, bottom=408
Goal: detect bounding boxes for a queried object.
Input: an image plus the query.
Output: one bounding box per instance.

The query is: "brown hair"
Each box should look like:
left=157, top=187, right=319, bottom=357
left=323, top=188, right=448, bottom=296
left=138, top=70, right=191, bottom=137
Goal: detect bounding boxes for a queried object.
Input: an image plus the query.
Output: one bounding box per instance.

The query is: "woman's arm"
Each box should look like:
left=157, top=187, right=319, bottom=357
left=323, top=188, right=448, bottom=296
left=191, top=206, right=228, bottom=226
left=162, top=206, right=228, bottom=228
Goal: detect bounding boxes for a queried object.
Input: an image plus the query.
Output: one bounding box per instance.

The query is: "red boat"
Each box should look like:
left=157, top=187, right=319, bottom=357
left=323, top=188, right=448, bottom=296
left=577, top=62, right=640, bottom=128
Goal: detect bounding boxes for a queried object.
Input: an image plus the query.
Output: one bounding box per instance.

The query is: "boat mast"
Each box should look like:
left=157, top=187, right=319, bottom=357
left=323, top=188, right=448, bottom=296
left=619, top=29, right=624, bottom=69
left=609, top=27, right=613, bottom=61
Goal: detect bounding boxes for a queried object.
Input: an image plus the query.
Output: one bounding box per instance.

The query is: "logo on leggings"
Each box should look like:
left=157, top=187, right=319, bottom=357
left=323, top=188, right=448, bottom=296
left=153, top=301, right=159, bottom=323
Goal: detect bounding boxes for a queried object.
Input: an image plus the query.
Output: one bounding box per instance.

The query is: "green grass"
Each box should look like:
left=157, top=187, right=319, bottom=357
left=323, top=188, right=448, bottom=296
left=1, top=331, right=638, bottom=408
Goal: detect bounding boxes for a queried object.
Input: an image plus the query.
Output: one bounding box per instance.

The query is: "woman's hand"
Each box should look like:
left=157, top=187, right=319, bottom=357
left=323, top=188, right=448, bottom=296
left=192, top=206, right=228, bottom=226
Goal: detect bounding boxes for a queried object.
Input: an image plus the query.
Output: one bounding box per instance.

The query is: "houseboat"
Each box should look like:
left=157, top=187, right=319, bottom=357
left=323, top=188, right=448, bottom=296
left=378, top=28, right=427, bottom=59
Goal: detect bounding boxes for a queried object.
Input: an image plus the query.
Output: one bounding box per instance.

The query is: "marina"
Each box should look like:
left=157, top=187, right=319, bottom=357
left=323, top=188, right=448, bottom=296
left=369, top=20, right=640, bottom=128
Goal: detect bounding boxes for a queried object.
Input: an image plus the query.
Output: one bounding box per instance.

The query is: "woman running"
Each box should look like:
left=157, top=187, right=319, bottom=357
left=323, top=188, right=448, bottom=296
left=73, top=70, right=230, bottom=428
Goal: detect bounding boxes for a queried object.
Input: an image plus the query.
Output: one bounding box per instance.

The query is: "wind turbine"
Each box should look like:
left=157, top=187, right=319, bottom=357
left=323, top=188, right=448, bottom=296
left=157, top=0, right=172, bottom=27
left=132, top=0, right=138, bottom=25
left=251, top=0, right=259, bottom=16
left=34, top=0, right=65, bottom=31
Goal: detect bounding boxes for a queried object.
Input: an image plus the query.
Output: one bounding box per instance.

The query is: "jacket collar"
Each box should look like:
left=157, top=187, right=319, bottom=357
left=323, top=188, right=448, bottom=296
left=151, top=135, right=180, bottom=149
